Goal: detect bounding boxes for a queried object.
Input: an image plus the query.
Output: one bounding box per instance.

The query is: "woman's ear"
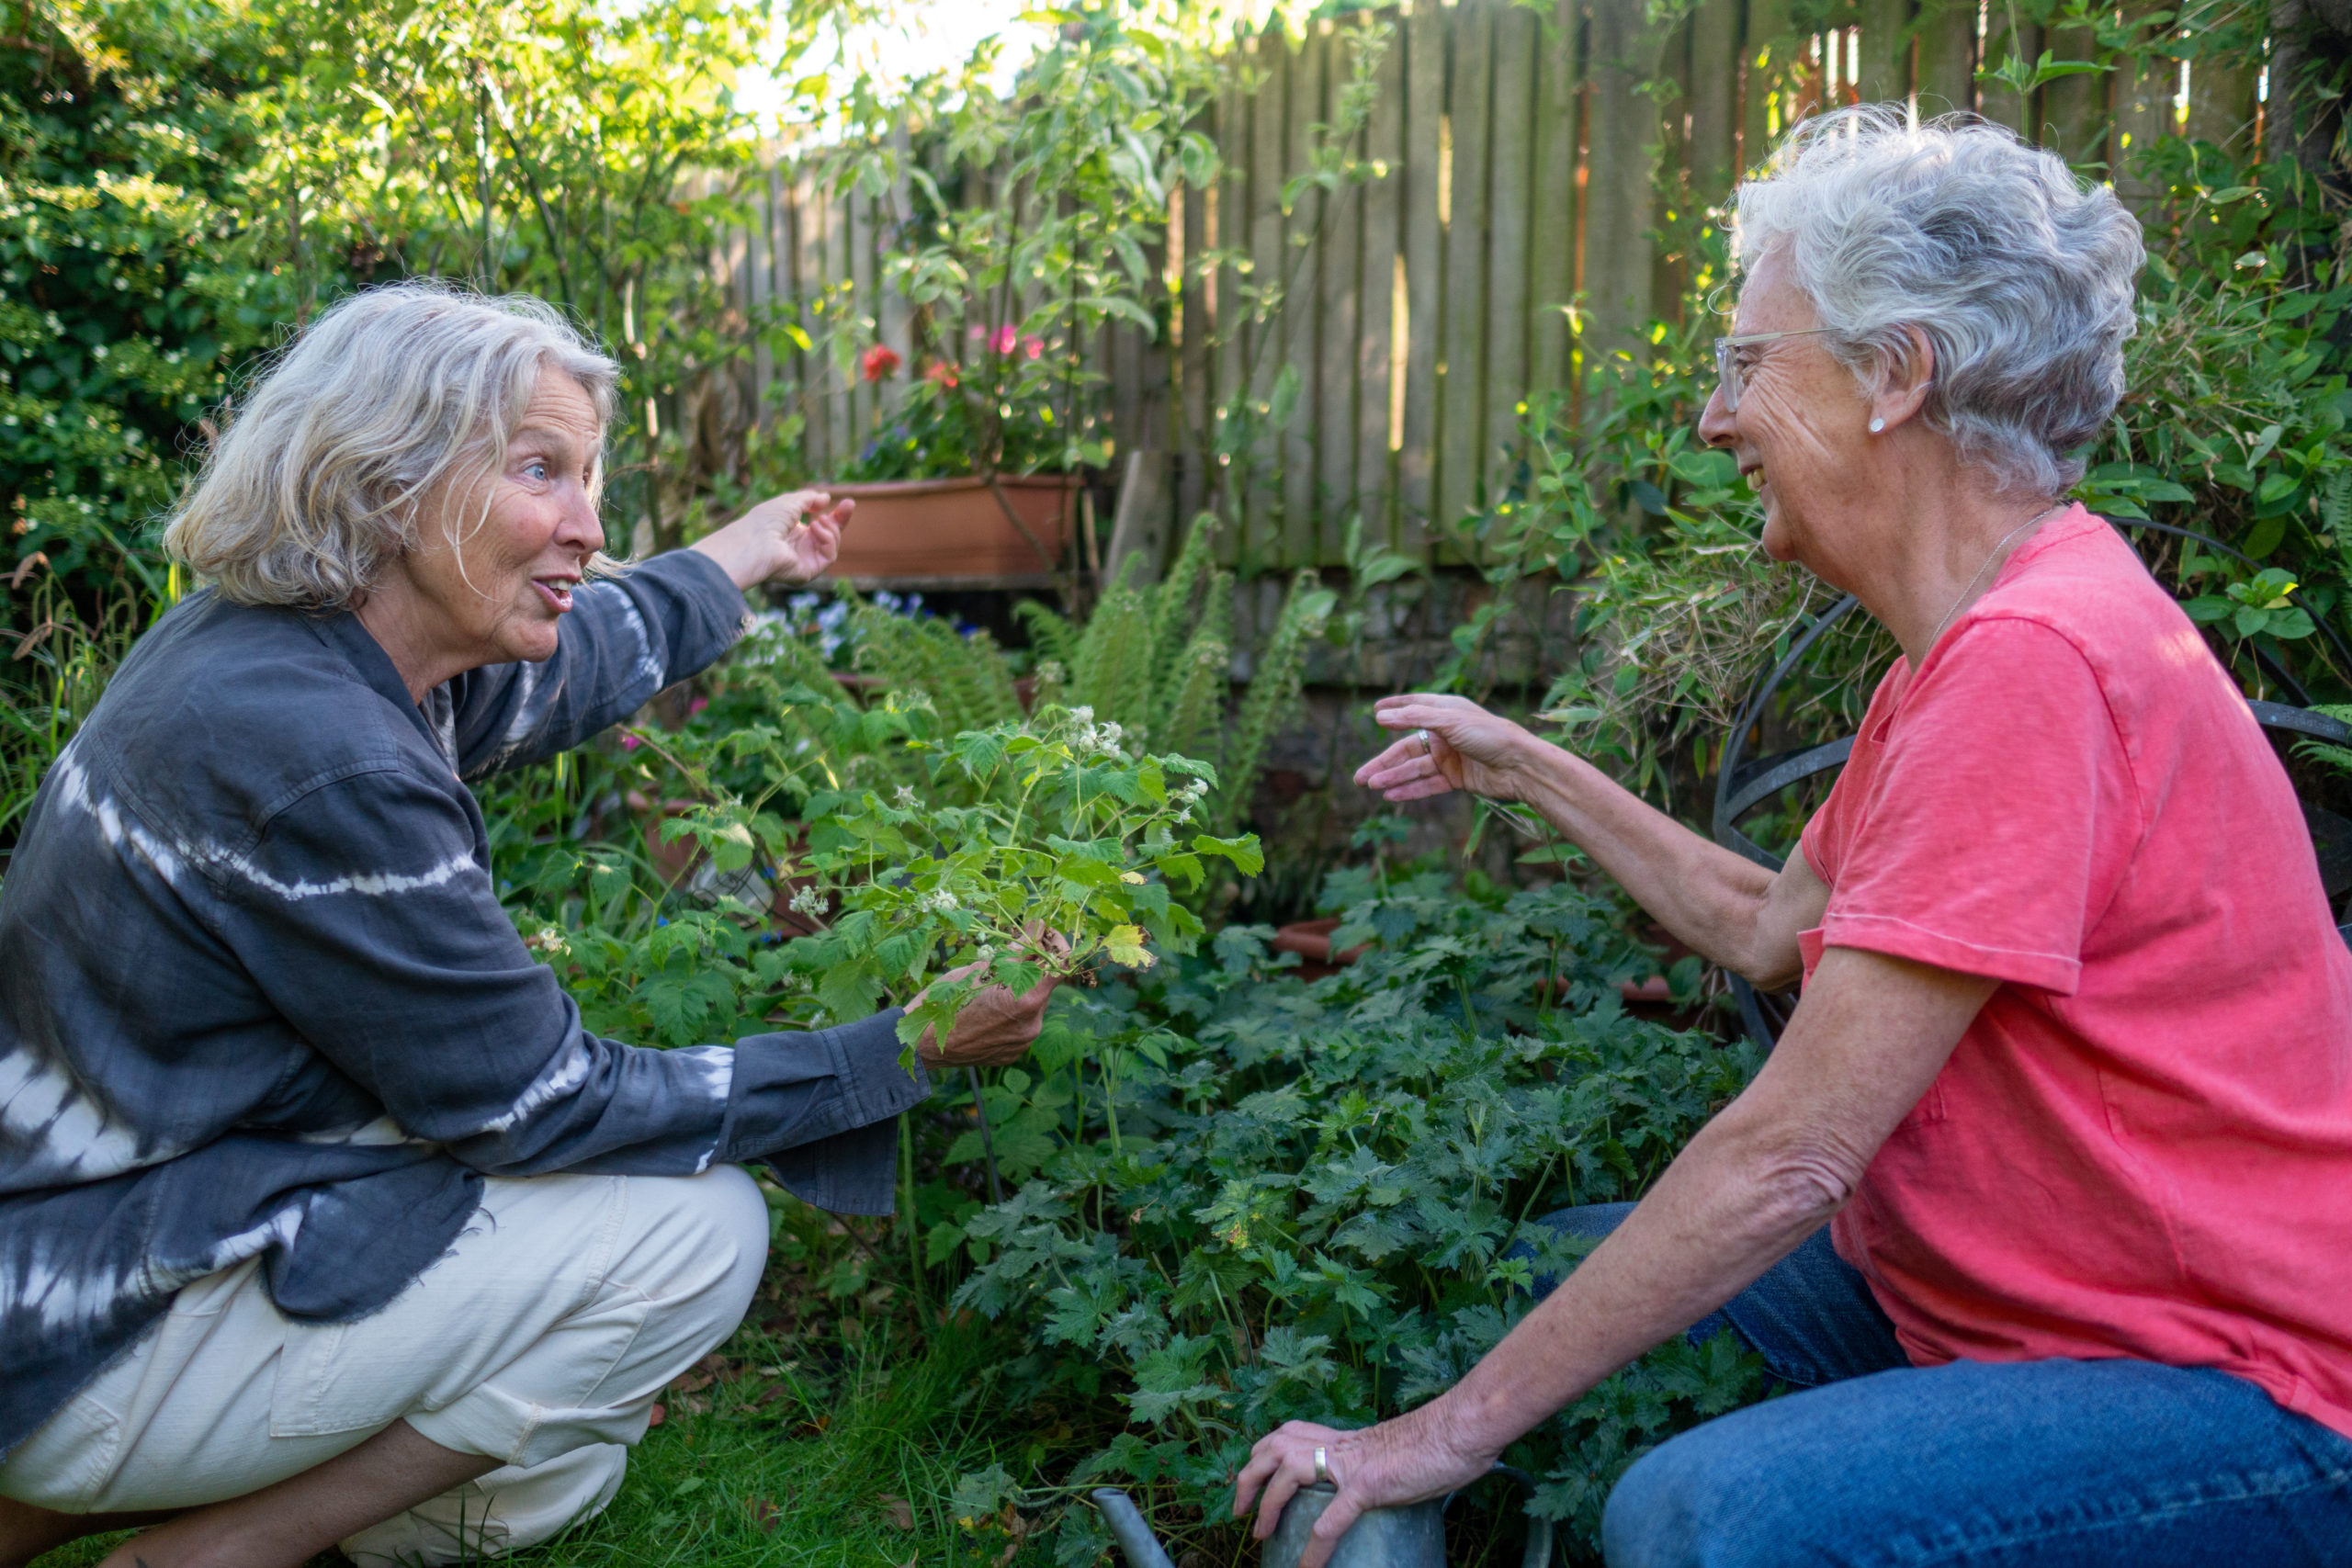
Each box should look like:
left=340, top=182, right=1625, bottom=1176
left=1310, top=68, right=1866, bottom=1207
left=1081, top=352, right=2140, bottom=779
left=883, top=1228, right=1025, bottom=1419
left=1869, top=325, right=1937, bottom=434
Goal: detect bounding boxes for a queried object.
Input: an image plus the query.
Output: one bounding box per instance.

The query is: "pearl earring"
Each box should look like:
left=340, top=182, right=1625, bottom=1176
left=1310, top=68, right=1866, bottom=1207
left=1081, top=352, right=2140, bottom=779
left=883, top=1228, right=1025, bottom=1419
left=1869, top=417, right=1885, bottom=433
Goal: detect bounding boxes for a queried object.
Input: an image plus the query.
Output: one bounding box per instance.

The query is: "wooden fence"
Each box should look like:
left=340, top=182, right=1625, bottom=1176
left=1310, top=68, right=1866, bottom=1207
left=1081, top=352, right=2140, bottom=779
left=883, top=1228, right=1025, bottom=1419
left=717, top=0, right=2263, bottom=573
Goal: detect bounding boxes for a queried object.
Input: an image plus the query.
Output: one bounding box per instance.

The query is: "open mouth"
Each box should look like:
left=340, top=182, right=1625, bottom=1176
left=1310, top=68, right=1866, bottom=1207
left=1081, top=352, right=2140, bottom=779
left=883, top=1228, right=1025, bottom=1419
left=531, top=576, right=579, bottom=613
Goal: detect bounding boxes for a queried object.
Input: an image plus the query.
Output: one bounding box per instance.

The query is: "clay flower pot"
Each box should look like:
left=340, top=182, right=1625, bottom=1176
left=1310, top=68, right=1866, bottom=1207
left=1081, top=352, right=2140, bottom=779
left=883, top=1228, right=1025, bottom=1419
left=820, top=474, right=1080, bottom=584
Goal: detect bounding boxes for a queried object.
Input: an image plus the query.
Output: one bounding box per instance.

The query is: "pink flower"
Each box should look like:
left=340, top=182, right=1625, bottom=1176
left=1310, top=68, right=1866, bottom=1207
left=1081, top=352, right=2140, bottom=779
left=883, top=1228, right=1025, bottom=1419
left=968, top=324, right=987, bottom=340
left=922, top=359, right=961, bottom=389
left=991, top=325, right=1017, bottom=355
left=1023, top=336, right=1044, bottom=360
left=688, top=696, right=708, bottom=716
left=620, top=734, right=643, bottom=751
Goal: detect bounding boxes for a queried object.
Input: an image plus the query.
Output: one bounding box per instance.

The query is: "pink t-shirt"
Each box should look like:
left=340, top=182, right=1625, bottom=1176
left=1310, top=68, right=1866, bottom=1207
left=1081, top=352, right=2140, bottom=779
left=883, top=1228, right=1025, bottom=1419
left=1798, top=505, right=2352, bottom=1441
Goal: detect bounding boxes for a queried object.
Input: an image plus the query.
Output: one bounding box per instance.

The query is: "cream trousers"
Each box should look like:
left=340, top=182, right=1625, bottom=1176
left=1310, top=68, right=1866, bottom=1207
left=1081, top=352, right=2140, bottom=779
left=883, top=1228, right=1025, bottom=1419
left=0, top=1167, right=769, bottom=1564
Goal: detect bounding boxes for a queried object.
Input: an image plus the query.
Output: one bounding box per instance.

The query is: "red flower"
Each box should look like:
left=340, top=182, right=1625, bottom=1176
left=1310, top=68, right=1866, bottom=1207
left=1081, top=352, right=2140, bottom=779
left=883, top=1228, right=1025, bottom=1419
left=1023, top=336, right=1045, bottom=360
left=861, top=344, right=901, bottom=382
left=922, top=359, right=960, bottom=389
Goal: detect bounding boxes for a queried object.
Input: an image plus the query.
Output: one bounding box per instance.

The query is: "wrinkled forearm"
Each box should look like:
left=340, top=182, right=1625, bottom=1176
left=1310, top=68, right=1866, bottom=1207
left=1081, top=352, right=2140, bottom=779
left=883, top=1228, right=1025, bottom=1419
left=1503, top=737, right=1803, bottom=983
left=1433, top=1104, right=1852, bottom=1453
left=1421, top=947, right=1994, bottom=1455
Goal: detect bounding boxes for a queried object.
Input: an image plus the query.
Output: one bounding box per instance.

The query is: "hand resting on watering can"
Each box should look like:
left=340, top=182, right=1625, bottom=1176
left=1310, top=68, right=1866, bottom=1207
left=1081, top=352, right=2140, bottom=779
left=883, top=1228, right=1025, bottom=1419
left=1231, top=1405, right=1499, bottom=1568
left=910, top=929, right=1072, bottom=1070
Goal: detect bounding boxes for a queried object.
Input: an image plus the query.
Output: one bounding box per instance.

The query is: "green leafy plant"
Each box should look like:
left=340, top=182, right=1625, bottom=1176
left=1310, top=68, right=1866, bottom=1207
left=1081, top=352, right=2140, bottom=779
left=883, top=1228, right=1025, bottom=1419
left=776, top=705, right=1264, bottom=1056
left=922, top=871, right=1761, bottom=1565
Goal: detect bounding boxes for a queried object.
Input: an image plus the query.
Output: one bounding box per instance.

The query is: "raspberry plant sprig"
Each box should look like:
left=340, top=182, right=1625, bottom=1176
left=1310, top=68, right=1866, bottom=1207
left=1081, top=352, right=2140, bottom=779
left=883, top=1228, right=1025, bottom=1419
left=780, top=705, right=1262, bottom=1060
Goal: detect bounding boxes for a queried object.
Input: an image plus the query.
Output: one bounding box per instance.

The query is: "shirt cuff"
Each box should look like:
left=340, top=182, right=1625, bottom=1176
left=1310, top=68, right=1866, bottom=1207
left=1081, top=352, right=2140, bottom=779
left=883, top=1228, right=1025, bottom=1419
left=726, top=1009, right=932, bottom=1215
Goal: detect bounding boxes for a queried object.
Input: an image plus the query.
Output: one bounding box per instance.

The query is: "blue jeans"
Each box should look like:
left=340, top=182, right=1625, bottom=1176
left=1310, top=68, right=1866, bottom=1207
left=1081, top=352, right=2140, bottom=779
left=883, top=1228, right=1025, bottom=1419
left=1526, top=1203, right=2352, bottom=1567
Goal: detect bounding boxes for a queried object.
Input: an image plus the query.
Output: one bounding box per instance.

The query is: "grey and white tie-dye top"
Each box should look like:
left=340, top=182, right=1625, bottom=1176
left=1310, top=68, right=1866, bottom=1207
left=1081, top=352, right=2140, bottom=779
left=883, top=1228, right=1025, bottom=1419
left=0, top=548, right=927, bottom=1455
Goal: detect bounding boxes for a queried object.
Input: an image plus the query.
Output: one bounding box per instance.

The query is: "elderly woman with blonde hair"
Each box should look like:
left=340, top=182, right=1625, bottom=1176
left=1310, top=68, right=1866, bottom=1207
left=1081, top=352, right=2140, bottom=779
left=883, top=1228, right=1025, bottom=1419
left=1238, top=109, right=2352, bottom=1566
left=0, top=281, right=1057, bottom=1568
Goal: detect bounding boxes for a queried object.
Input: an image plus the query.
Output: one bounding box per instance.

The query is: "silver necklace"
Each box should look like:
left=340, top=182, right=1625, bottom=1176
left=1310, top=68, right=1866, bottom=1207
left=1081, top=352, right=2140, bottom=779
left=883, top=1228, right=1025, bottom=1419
left=1922, top=502, right=2067, bottom=655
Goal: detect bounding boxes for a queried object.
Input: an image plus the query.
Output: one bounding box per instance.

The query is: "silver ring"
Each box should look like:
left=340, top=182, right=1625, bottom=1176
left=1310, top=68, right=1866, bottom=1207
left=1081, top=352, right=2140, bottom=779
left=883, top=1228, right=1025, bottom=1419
left=1414, top=728, right=1433, bottom=756
left=1313, top=1445, right=1331, bottom=1485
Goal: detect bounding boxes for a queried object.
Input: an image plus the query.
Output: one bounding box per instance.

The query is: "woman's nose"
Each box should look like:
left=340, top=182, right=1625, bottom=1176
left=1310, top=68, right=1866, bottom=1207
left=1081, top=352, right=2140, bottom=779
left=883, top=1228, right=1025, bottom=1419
left=555, top=488, right=603, bottom=552
left=1697, top=383, right=1737, bottom=448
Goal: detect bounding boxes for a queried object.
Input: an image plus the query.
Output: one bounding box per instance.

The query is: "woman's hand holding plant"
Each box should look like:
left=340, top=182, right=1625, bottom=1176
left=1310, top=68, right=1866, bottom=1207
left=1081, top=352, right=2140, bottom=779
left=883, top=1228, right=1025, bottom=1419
left=1353, top=693, right=1538, bottom=803
left=911, top=929, right=1072, bottom=1070
left=690, top=489, right=854, bottom=590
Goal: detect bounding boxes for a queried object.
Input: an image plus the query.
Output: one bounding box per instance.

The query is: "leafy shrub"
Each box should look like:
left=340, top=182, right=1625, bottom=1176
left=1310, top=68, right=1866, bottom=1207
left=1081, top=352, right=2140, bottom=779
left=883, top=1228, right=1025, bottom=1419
left=779, top=708, right=1263, bottom=1053
left=0, top=0, right=288, bottom=603
left=930, top=874, right=1764, bottom=1564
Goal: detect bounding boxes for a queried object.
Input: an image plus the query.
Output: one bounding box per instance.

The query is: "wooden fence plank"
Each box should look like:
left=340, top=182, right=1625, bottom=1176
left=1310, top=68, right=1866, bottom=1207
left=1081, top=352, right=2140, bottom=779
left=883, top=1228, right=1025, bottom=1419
left=2188, top=55, right=2258, bottom=153
left=876, top=130, right=912, bottom=421
left=848, top=188, right=876, bottom=455
left=2040, top=16, right=2109, bottom=166
left=1688, top=0, right=1742, bottom=200
left=791, top=173, right=830, bottom=478
left=1213, top=57, right=1253, bottom=562
left=1178, top=177, right=1212, bottom=531
left=1438, top=0, right=1493, bottom=539
left=2112, top=9, right=2176, bottom=209
left=1283, top=24, right=1329, bottom=561
left=1740, top=0, right=1796, bottom=175
left=1913, top=0, right=1976, bottom=118
left=747, top=170, right=775, bottom=423
left=1247, top=22, right=1291, bottom=562
left=1356, top=10, right=1408, bottom=547
left=1585, top=0, right=1664, bottom=363
left=1397, top=0, right=1447, bottom=558
left=1854, top=0, right=1912, bottom=106
left=1527, top=0, right=1580, bottom=403
left=1317, top=23, right=1367, bottom=552
left=1487, top=0, right=1539, bottom=522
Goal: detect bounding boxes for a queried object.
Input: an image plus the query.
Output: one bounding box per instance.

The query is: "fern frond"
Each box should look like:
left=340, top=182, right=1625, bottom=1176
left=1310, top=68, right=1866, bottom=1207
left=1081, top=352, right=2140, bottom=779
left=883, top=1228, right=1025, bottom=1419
left=853, top=608, right=1020, bottom=736
left=1072, top=580, right=1156, bottom=734
left=1210, top=569, right=1337, bottom=837
left=1158, top=634, right=1230, bottom=765
left=1013, top=599, right=1081, bottom=670
left=1148, top=513, right=1219, bottom=707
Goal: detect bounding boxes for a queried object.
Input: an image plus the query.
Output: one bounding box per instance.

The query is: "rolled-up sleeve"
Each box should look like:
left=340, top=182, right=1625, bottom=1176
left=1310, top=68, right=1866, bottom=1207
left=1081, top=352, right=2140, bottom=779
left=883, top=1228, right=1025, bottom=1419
left=447, top=550, right=751, bottom=780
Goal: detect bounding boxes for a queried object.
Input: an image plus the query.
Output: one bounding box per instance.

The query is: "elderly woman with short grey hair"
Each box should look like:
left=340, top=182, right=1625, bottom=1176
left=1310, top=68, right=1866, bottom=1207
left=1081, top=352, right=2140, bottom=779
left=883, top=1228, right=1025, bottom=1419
left=1238, top=109, right=2352, bottom=1565
left=0, top=281, right=1057, bottom=1568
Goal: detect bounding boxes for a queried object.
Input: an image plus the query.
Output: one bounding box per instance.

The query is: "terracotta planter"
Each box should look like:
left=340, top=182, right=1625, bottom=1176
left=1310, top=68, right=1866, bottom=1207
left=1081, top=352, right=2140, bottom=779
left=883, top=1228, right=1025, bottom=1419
left=1272, top=917, right=1371, bottom=980
left=819, top=474, right=1078, bottom=584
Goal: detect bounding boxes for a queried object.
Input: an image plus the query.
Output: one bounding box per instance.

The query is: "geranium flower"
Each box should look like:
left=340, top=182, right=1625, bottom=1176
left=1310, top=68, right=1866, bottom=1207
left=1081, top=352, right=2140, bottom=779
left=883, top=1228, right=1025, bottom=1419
left=991, top=324, right=1017, bottom=355
left=861, top=344, right=901, bottom=381
left=1023, top=336, right=1045, bottom=360
left=922, top=359, right=960, bottom=389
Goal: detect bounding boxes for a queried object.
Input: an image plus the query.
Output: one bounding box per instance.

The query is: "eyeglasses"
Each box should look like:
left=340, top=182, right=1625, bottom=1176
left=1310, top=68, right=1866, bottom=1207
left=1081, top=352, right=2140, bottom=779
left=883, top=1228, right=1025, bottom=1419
left=1712, top=327, right=1838, bottom=412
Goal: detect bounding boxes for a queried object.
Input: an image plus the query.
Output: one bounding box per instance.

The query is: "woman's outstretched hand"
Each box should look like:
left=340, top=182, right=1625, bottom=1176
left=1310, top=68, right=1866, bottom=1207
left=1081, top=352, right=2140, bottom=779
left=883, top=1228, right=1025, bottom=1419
left=689, top=488, right=854, bottom=590
left=1353, top=694, right=1533, bottom=803
left=1231, top=1409, right=1498, bottom=1568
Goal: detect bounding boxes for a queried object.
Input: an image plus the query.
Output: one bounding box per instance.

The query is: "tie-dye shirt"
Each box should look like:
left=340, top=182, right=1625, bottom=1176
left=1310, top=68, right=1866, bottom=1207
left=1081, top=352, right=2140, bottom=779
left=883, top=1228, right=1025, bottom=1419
left=0, top=549, right=926, bottom=1456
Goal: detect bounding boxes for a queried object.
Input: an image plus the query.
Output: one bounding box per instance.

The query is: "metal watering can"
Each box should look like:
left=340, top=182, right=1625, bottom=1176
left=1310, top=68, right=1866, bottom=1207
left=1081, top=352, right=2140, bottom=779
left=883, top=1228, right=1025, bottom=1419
left=1091, top=1465, right=1552, bottom=1568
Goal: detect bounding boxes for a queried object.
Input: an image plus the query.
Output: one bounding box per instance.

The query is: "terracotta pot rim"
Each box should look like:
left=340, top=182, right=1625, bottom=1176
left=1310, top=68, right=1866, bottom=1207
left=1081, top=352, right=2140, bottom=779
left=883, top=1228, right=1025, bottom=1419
left=815, top=473, right=1082, bottom=500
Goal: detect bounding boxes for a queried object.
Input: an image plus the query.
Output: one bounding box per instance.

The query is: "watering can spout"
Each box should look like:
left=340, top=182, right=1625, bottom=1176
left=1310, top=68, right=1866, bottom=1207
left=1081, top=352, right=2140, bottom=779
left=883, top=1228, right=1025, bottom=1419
left=1091, top=1488, right=1179, bottom=1568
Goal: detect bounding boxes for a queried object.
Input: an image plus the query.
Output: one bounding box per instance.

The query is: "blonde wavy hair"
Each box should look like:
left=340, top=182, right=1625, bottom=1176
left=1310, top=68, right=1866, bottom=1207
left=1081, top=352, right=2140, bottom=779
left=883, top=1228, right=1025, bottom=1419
left=164, top=280, right=620, bottom=610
